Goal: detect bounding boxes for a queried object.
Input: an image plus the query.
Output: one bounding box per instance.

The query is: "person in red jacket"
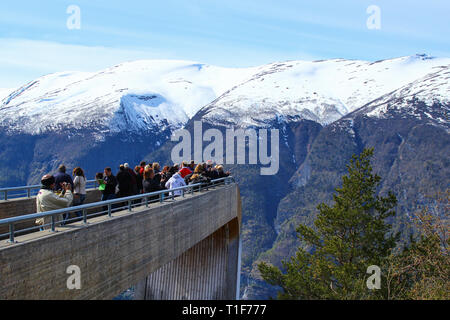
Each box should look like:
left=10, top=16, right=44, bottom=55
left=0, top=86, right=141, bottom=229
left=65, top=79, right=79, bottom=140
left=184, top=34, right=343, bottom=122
left=178, top=161, right=192, bottom=179
left=139, top=161, right=146, bottom=176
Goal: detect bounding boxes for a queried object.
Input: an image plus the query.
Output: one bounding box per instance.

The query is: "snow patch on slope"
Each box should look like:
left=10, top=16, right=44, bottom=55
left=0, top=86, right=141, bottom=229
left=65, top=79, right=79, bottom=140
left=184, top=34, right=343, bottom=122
left=361, top=67, right=449, bottom=126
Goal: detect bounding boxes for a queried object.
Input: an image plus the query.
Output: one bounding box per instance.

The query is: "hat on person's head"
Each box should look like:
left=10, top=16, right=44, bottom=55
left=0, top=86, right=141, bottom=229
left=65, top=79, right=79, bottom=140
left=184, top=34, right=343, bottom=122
left=124, top=163, right=129, bottom=168
left=41, top=174, right=55, bottom=187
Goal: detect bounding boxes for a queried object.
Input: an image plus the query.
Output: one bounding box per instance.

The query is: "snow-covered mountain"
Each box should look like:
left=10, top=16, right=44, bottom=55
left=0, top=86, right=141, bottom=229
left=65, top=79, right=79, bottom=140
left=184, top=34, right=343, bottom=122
left=352, top=66, right=449, bottom=127
left=0, top=60, right=258, bottom=137
left=199, top=55, right=450, bottom=127
left=1, top=54, right=449, bottom=139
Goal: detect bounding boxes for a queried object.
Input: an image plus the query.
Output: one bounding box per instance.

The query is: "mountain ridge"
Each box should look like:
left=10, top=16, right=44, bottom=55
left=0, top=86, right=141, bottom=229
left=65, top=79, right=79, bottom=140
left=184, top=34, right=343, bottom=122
left=2, top=55, right=449, bottom=137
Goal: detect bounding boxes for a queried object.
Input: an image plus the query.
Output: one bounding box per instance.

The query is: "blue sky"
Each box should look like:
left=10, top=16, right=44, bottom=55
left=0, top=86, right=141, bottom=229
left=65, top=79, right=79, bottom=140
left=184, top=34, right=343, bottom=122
left=0, top=0, right=449, bottom=88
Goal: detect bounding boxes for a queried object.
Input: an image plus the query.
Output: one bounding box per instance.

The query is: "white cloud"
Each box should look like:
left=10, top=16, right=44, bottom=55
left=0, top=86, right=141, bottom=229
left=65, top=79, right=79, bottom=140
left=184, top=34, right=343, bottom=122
left=0, top=37, right=320, bottom=88
left=0, top=38, right=175, bottom=87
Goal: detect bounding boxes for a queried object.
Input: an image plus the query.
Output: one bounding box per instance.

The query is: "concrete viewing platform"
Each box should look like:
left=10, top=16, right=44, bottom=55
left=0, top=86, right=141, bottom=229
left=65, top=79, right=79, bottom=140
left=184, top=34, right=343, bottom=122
left=0, top=180, right=241, bottom=300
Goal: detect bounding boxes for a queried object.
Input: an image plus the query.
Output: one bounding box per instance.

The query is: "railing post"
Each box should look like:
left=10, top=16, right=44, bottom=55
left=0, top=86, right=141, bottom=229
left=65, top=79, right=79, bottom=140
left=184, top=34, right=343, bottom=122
left=108, top=204, right=112, bottom=217
left=128, top=200, right=132, bottom=212
left=160, top=193, right=164, bottom=203
left=51, top=215, right=56, bottom=232
left=182, top=189, right=184, bottom=197
left=145, top=197, right=148, bottom=207
left=83, top=209, right=87, bottom=224
left=27, top=188, right=31, bottom=198
left=4, top=190, right=7, bottom=201
left=8, top=223, right=14, bottom=243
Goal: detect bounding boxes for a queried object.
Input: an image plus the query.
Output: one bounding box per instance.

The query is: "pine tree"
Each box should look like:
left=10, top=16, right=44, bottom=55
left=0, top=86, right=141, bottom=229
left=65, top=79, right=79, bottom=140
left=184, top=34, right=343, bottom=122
left=258, top=148, right=398, bottom=299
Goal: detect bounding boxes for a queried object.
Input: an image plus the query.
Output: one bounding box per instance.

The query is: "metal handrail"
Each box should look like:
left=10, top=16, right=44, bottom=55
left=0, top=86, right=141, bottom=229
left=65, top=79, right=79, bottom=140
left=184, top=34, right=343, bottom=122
left=0, top=176, right=235, bottom=243
left=0, top=179, right=98, bottom=201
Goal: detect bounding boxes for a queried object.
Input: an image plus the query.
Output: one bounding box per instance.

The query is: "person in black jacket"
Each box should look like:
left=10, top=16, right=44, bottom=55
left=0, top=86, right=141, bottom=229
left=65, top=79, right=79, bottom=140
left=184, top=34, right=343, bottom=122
left=143, top=168, right=163, bottom=202
left=159, top=166, right=171, bottom=189
left=207, top=165, right=219, bottom=180
left=134, top=165, right=143, bottom=194
left=116, top=164, right=132, bottom=197
left=187, top=164, right=211, bottom=189
left=143, top=169, right=162, bottom=193
left=188, top=173, right=210, bottom=185
left=152, top=162, right=162, bottom=184
left=216, top=165, right=230, bottom=178
left=124, top=163, right=138, bottom=195
left=54, top=165, right=74, bottom=192
left=102, top=167, right=117, bottom=201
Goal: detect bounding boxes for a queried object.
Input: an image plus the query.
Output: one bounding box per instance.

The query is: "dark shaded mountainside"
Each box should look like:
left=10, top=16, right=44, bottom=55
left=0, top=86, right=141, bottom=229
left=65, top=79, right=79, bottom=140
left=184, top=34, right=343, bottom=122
left=0, top=57, right=448, bottom=299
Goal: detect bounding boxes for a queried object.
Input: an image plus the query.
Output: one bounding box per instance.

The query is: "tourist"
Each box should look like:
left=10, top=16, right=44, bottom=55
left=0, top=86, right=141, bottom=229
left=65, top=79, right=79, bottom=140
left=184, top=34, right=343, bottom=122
left=124, top=163, right=138, bottom=195
left=139, top=161, right=146, bottom=176
left=217, top=165, right=230, bottom=178
left=204, top=161, right=219, bottom=180
left=143, top=168, right=162, bottom=193
left=71, top=167, right=87, bottom=220
left=165, top=170, right=186, bottom=197
left=54, top=165, right=74, bottom=192
left=35, top=175, right=73, bottom=230
left=102, top=167, right=117, bottom=201
left=209, top=165, right=219, bottom=180
left=152, top=162, right=161, bottom=184
left=134, top=165, right=143, bottom=194
left=188, top=164, right=211, bottom=186
left=160, top=165, right=171, bottom=188
left=116, top=164, right=132, bottom=197
left=189, top=160, right=196, bottom=171
left=179, top=161, right=192, bottom=179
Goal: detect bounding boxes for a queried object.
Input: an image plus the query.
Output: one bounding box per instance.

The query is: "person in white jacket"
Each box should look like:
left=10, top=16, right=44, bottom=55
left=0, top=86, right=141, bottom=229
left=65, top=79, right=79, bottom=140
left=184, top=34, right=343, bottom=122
left=35, top=174, right=73, bottom=230
left=165, top=172, right=186, bottom=197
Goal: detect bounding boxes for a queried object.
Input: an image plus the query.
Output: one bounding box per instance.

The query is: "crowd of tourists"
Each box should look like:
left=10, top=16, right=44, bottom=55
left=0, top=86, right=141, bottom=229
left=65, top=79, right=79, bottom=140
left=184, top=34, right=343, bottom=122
left=35, top=161, right=230, bottom=229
